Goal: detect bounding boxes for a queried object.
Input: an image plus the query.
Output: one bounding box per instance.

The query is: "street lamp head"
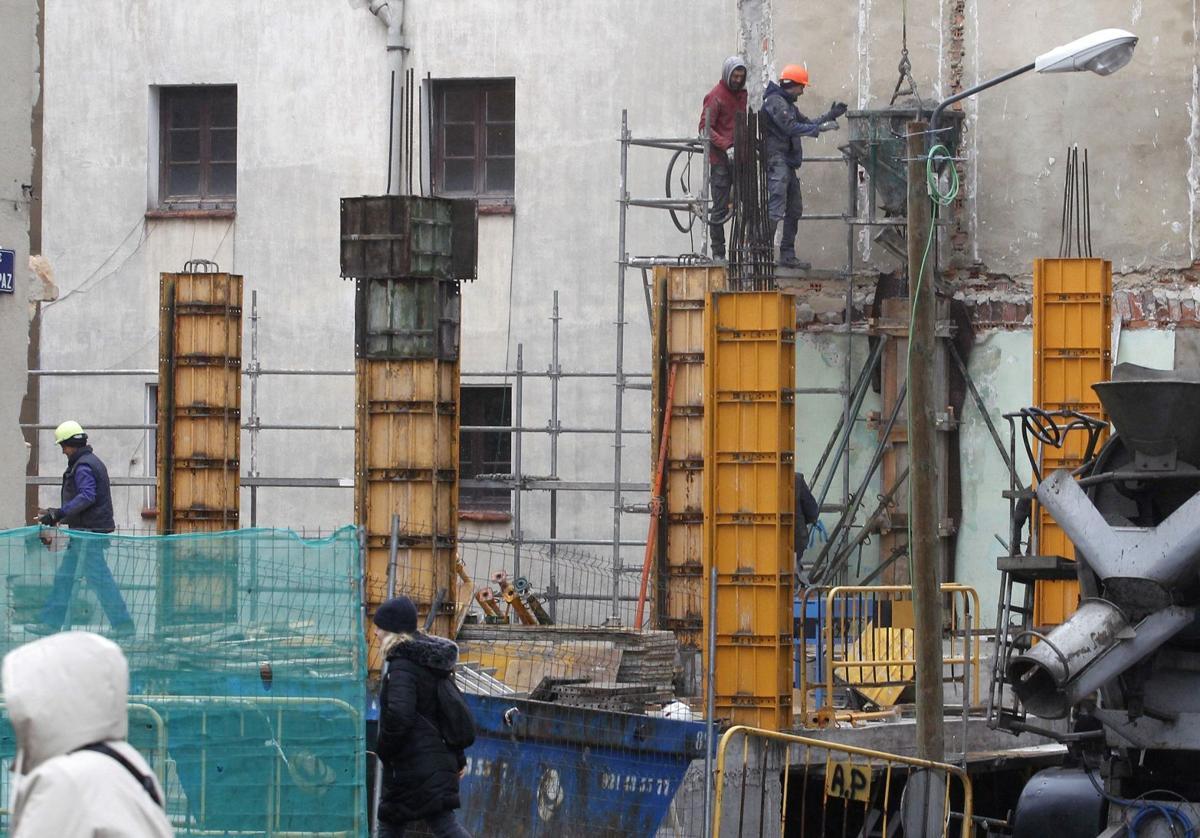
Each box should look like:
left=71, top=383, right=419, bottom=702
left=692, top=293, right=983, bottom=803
left=1035, top=28, right=1138, bottom=76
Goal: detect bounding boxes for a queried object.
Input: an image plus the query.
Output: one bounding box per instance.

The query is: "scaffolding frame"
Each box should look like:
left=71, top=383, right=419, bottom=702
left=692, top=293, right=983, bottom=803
left=23, top=290, right=660, bottom=611
left=616, top=109, right=1012, bottom=596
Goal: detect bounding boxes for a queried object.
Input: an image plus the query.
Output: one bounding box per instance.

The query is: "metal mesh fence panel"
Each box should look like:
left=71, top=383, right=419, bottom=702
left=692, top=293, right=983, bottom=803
left=0, top=525, right=367, bottom=837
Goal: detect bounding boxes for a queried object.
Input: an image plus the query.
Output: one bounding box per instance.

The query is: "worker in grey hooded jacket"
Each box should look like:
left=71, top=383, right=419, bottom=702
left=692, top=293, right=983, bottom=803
left=3, top=631, right=173, bottom=837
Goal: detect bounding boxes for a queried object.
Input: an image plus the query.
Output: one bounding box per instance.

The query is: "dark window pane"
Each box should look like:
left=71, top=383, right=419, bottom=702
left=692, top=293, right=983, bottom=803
left=168, top=92, right=203, bottom=128
left=485, top=157, right=514, bottom=193
left=460, top=386, right=512, bottom=512
left=169, top=130, right=200, bottom=162
left=167, top=164, right=201, bottom=197
left=159, top=85, right=237, bottom=206
left=444, top=124, right=475, bottom=157
left=433, top=80, right=513, bottom=199
left=443, top=88, right=475, bottom=122
left=209, top=163, right=236, bottom=197
left=210, top=91, right=237, bottom=127
left=210, top=129, right=236, bottom=162
left=443, top=158, right=475, bottom=192
left=486, top=88, right=514, bottom=122
left=487, top=124, right=514, bottom=157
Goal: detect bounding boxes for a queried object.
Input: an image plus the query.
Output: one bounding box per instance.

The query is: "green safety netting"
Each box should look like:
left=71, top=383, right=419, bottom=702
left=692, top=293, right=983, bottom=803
left=0, top=525, right=367, bottom=837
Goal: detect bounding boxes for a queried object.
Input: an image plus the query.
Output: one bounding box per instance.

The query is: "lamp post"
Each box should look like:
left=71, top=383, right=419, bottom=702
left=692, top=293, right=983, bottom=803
left=907, top=28, right=1138, bottom=764
left=930, top=28, right=1138, bottom=135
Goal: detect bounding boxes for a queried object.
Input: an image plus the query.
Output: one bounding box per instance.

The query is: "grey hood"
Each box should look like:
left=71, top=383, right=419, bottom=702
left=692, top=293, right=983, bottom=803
left=3, top=631, right=129, bottom=773
left=722, top=55, right=747, bottom=90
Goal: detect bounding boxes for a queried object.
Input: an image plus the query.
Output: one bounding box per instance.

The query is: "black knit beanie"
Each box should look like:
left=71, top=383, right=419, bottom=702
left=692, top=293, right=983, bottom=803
left=375, top=596, right=418, bottom=633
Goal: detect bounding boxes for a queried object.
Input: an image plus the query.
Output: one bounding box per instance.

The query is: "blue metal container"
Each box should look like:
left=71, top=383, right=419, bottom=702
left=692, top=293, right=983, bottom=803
left=458, top=694, right=708, bottom=837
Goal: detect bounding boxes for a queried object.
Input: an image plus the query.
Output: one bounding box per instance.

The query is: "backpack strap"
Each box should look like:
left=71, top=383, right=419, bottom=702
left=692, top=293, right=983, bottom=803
left=74, top=742, right=163, bottom=808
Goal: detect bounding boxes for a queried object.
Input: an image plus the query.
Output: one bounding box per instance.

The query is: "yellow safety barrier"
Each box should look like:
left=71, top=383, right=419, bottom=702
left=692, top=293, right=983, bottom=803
left=797, top=585, right=982, bottom=725
left=712, top=725, right=975, bottom=837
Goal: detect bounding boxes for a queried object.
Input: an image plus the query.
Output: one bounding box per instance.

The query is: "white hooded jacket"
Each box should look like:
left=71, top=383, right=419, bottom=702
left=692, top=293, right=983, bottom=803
left=3, top=631, right=174, bottom=837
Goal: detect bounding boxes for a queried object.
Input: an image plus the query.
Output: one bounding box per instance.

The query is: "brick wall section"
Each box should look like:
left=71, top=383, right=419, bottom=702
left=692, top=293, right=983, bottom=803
left=792, top=266, right=1200, bottom=333
left=946, top=0, right=971, bottom=264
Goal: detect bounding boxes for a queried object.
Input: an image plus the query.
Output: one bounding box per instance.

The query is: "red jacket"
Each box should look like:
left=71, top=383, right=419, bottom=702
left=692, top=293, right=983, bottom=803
left=699, top=79, right=747, bottom=164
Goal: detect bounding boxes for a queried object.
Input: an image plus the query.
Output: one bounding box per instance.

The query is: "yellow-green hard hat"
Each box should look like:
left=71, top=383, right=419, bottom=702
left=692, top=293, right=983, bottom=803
left=53, top=420, right=86, bottom=445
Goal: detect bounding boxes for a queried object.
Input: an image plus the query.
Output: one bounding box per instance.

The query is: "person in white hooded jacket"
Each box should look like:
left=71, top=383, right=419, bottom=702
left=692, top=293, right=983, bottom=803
left=2, top=630, right=174, bottom=837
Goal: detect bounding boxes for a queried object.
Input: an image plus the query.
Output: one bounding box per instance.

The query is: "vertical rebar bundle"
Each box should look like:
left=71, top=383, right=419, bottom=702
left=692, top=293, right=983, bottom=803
left=1058, top=144, right=1093, bottom=257
left=728, top=110, right=776, bottom=291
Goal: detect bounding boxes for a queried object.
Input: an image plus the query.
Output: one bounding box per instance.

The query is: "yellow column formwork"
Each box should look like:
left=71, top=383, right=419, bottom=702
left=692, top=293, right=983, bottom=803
left=355, top=353, right=460, bottom=671
left=155, top=271, right=243, bottom=630
left=1032, top=257, right=1112, bottom=627
left=156, top=271, right=243, bottom=534
left=652, top=265, right=727, bottom=666
left=702, top=290, right=795, bottom=730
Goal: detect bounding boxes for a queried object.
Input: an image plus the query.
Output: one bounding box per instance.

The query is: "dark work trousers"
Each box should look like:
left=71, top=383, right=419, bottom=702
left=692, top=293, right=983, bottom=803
left=379, top=811, right=472, bottom=838
left=709, top=158, right=733, bottom=257
left=39, top=532, right=133, bottom=629
left=766, top=158, right=804, bottom=258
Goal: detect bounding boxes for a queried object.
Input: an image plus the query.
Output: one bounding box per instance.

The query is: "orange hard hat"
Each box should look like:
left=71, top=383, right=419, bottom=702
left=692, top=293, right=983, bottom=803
left=781, top=64, right=810, bottom=86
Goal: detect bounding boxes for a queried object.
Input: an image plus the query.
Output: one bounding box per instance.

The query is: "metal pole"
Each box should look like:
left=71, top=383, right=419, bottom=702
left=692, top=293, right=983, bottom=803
left=907, top=120, right=945, bottom=762
left=249, top=290, right=260, bottom=527
left=842, top=153, right=855, bottom=561
left=611, top=110, right=629, bottom=625
left=513, top=344, right=524, bottom=583
left=549, top=292, right=561, bottom=621
left=387, top=513, right=400, bottom=599
left=703, top=559, right=717, bottom=836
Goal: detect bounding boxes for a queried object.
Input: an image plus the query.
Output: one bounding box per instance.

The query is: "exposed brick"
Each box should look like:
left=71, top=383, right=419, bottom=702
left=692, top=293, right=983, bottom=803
left=1114, top=290, right=1133, bottom=323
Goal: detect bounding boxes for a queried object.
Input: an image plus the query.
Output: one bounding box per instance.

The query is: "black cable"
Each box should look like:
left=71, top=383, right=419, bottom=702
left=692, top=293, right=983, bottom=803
left=1083, top=763, right=1195, bottom=838
left=1018, top=407, right=1106, bottom=483
left=665, top=148, right=697, bottom=234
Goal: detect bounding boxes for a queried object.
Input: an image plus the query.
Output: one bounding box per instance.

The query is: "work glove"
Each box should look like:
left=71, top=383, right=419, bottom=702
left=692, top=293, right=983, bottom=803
left=37, top=509, right=60, bottom=526
left=819, top=121, right=840, bottom=133
left=829, top=101, right=849, bottom=119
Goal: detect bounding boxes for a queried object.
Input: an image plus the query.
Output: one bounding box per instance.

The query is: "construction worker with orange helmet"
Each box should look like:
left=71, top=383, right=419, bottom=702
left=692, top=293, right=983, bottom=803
left=761, top=64, right=848, bottom=269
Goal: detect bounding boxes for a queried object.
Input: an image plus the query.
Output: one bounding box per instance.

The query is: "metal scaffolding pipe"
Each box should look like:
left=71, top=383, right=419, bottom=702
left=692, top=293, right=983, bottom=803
left=611, top=108, right=630, bottom=625
left=549, top=291, right=561, bottom=621
left=513, top=344, right=524, bottom=580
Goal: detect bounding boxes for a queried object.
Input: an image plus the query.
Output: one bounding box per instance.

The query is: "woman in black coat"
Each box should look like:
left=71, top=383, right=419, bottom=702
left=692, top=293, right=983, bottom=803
left=374, top=596, right=472, bottom=838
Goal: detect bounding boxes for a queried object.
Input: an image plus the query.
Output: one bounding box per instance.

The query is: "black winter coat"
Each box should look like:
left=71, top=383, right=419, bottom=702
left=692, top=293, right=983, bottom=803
left=377, top=633, right=465, bottom=824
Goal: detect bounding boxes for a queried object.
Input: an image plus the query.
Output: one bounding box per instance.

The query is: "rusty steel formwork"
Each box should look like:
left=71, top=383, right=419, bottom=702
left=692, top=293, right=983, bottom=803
left=355, top=352, right=459, bottom=663
left=156, top=269, right=242, bottom=534
left=340, top=194, right=477, bottom=281
left=651, top=265, right=726, bottom=693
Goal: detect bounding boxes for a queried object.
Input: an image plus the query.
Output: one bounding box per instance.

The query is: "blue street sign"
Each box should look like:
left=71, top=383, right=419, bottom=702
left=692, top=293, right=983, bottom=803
left=0, top=249, right=14, bottom=294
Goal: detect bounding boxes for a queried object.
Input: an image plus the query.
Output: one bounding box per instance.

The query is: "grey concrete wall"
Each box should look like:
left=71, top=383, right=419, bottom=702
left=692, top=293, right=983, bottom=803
left=0, top=0, right=35, bottom=528
left=771, top=0, right=1198, bottom=276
